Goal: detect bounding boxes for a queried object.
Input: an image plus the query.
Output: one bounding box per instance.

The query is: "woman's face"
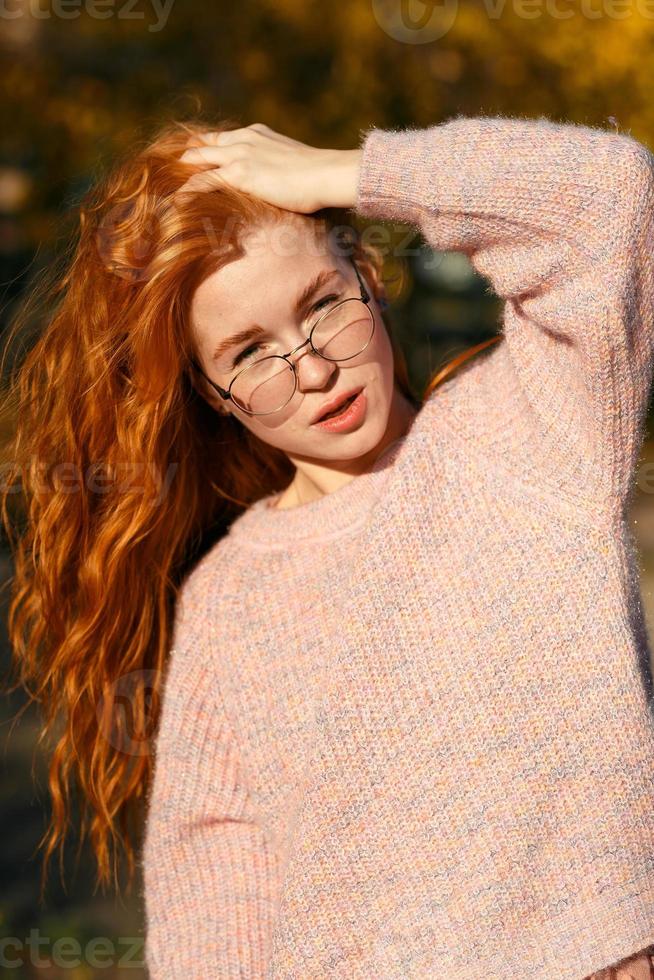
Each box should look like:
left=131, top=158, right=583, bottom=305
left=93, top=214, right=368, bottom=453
left=189, top=218, right=403, bottom=470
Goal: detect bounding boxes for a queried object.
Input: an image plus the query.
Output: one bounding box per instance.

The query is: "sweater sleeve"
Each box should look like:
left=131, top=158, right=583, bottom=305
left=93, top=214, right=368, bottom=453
left=142, top=575, right=278, bottom=979
left=354, top=114, right=654, bottom=511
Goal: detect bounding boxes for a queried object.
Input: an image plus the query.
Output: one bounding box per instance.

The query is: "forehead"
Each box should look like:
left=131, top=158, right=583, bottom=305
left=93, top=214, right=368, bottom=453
left=190, top=218, right=344, bottom=329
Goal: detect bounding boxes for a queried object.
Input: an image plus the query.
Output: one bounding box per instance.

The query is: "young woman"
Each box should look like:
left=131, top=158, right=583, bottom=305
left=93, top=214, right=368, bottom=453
left=3, top=112, right=654, bottom=979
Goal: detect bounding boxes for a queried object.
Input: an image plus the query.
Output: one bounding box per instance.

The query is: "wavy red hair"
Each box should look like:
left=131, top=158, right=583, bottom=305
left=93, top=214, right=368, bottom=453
left=0, top=114, right=500, bottom=899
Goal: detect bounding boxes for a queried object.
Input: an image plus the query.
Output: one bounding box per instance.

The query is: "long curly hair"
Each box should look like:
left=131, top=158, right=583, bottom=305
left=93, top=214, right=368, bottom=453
left=0, top=115, right=501, bottom=901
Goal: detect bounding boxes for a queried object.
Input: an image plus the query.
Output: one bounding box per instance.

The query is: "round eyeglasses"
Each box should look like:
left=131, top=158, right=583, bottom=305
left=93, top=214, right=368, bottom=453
left=190, top=257, right=376, bottom=417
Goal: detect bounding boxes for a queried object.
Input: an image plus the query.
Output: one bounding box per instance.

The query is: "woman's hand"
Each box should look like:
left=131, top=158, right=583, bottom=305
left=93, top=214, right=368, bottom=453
left=177, top=123, right=362, bottom=214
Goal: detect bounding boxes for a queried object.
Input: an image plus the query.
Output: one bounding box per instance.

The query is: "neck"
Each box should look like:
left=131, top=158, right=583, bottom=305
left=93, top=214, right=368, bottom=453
left=276, top=388, right=419, bottom=510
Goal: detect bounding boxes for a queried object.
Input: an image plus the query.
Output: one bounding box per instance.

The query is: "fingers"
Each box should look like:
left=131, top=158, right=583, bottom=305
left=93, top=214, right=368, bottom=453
left=200, top=128, right=257, bottom=144
left=177, top=136, right=243, bottom=199
left=179, top=145, right=229, bottom=166
left=175, top=123, right=280, bottom=202
left=179, top=123, right=277, bottom=168
left=186, top=125, right=267, bottom=150
left=182, top=123, right=273, bottom=153
left=197, top=131, right=227, bottom=146
left=174, top=169, right=231, bottom=199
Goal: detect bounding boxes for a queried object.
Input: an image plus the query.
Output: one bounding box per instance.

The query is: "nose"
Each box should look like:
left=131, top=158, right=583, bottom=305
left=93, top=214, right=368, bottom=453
left=290, top=343, right=337, bottom=392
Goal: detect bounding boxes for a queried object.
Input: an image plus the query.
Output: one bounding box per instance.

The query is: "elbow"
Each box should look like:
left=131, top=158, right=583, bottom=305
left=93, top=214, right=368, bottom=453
left=582, top=133, right=654, bottom=268
left=611, top=135, right=654, bottom=243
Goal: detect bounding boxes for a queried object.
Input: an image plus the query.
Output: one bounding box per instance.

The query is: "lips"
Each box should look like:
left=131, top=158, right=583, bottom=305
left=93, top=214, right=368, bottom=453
left=312, top=386, right=364, bottom=425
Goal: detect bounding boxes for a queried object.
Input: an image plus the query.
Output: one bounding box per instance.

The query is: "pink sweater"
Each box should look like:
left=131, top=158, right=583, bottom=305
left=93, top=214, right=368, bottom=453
left=141, top=115, right=654, bottom=979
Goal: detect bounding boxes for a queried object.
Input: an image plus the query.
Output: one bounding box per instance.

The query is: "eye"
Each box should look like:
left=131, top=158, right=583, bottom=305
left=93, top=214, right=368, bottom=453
left=232, top=342, right=262, bottom=369
left=312, top=292, right=341, bottom=314
left=230, top=293, right=343, bottom=370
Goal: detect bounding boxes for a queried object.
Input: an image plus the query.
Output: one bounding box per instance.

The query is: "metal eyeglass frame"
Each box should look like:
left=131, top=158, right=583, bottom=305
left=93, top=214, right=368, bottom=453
left=190, top=255, right=375, bottom=417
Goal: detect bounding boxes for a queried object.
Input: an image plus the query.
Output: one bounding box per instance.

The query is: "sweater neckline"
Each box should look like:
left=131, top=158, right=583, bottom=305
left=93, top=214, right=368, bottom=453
left=226, top=421, right=419, bottom=550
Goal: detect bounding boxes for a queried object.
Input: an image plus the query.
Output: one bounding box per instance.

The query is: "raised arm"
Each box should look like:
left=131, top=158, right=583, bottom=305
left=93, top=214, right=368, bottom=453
left=354, top=115, right=654, bottom=514
left=142, top=574, right=278, bottom=979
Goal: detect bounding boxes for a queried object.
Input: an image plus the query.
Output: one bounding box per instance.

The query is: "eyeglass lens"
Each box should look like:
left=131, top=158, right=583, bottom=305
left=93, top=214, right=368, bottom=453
left=230, top=299, right=374, bottom=415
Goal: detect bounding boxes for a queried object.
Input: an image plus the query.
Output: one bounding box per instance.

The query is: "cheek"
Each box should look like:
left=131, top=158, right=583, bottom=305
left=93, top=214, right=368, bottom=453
left=377, top=316, right=394, bottom=352
left=356, top=315, right=391, bottom=364
left=368, top=323, right=396, bottom=374
left=238, top=413, right=289, bottom=439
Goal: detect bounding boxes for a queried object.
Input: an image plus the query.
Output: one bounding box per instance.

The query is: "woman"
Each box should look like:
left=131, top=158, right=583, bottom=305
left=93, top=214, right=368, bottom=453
left=3, top=113, right=654, bottom=978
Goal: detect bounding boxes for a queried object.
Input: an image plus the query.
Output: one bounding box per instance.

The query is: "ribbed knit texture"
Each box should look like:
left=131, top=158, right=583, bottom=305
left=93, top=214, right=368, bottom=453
left=141, top=115, right=654, bottom=979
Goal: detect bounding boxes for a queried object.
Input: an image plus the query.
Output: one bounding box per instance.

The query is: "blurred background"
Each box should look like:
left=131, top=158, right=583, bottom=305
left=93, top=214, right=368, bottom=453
left=1, top=0, right=654, bottom=975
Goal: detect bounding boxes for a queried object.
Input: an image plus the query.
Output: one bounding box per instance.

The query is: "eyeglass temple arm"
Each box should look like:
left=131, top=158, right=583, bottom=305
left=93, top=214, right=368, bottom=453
left=190, top=359, right=230, bottom=399
left=351, top=256, right=371, bottom=302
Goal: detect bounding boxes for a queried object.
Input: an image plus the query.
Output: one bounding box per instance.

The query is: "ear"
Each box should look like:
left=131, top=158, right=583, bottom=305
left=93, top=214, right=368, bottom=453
left=189, top=361, right=230, bottom=414
left=370, top=274, right=390, bottom=309
left=209, top=397, right=233, bottom=418
left=354, top=255, right=388, bottom=306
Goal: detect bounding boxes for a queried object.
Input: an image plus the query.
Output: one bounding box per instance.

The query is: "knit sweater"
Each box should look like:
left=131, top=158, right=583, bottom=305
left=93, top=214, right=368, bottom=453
left=141, top=115, right=654, bottom=980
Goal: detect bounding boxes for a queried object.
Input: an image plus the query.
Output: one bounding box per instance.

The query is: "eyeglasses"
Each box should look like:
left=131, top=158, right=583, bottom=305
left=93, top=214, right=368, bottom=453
left=191, top=256, right=376, bottom=417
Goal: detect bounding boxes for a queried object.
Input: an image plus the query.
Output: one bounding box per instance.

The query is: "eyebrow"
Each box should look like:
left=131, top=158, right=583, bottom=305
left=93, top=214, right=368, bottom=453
left=211, top=268, right=344, bottom=363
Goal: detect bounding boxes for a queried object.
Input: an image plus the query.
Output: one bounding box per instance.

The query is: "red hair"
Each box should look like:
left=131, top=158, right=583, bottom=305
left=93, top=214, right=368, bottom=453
left=0, top=115, right=500, bottom=899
